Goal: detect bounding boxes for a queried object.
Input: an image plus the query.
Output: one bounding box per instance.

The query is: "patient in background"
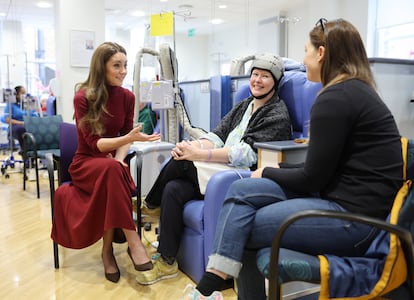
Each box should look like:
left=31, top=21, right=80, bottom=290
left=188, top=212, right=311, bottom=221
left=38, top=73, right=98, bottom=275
left=2, top=85, right=39, bottom=152
left=137, top=102, right=157, bottom=134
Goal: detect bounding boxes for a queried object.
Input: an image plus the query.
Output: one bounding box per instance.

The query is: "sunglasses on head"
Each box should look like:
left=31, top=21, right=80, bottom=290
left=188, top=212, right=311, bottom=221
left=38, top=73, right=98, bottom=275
left=315, top=18, right=328, bottom=32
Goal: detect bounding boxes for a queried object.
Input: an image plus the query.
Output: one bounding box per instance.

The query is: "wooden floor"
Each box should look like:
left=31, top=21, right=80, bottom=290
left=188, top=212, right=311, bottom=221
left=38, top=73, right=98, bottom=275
left=0, top=153, right=237, bottom=300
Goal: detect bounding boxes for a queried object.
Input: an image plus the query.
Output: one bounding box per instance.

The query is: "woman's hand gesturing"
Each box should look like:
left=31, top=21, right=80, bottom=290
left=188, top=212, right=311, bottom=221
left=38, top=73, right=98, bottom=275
left=128, top=125, right=160, bottom=142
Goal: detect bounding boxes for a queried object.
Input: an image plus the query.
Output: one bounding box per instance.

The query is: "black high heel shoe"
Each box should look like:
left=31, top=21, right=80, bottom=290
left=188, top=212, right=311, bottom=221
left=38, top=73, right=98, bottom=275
left=127, top=247, right=153, bottom=271
left=102, top=253, right=121, bottom=283
left=105, top=268, right=120, bottom=283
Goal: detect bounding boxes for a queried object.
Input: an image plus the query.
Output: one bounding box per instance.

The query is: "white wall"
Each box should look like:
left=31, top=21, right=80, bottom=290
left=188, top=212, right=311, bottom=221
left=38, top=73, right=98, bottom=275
left=55, top=0, right=105, bottom=122
left=176, top=33, right=209, bottom=81
left=0, top=21, right=25, bottom=89
left=376, top=0, right=414, bottom=27
left=285, top=0, right=369, bottom=61
left=371, top=61, right=414, bottom=139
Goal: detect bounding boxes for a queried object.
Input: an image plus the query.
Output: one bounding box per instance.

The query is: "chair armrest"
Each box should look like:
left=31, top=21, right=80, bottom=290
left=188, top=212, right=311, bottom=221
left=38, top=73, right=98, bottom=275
left=203, top=169, right=252, bottom=262
left=123, top=149, right=142, bottom=236
left=45, top=152, right=55, bottom=187
left=125, top=149, right=136, bottom=165
left=125, top=149, right=137, bottom=194
left=22, top=132, right=37, bottom=157
left=267, top=210, right=414, bottom=300
left=254, top=140, right=309, bottom=167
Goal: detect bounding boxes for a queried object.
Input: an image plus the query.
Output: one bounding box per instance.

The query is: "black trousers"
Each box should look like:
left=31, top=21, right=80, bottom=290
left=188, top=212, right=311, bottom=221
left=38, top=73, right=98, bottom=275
left=145, top=158, right=203, bottom=258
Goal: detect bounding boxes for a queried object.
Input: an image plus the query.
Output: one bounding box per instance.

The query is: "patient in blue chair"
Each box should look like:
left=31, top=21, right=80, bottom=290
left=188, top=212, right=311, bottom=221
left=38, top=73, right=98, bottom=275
left=2, top=86, right=39, bottom=153
left=135, top=54, right=293, bottom=287
left=182, top=18, right=404, bottom=300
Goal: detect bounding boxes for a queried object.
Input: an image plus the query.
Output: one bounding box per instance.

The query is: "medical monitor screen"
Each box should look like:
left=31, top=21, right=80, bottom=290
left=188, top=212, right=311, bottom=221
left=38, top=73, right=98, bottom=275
left=2, top=88, right=15, bottom=103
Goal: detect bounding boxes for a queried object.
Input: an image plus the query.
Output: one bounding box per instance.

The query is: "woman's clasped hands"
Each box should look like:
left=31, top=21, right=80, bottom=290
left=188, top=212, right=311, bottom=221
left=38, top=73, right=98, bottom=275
left=171, top=140, right=202, bottom=161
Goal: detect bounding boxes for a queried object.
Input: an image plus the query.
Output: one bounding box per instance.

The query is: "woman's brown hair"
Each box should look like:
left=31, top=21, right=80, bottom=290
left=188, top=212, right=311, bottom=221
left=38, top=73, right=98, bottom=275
left=310, top=18, right=376, bottom=89
left=76, top=42, right=127, bottom=135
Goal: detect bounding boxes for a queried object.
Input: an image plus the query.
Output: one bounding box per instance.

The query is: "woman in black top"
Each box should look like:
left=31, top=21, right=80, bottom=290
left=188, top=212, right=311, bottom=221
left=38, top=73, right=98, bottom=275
left=182, top=18, right=403, bottom=300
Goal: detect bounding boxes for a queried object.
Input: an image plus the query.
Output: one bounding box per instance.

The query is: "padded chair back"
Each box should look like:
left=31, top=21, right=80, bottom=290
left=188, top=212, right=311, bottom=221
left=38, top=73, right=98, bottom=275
left=59, top=123, right=78, bottom=183
left=23, top=115, right=62, bottom=151
left=234, top=84, right=251, bottom=105
left=278, top=71, right=322, bottom=138
left=232, top=71, right=322, bottom=138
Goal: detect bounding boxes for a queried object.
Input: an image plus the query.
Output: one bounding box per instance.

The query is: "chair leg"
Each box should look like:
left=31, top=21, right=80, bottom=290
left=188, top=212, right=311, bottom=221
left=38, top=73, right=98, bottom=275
left=136, top=196, right=142, bottom=237
left=23, top=157, right=27, bottom=191
left=135, top=152, right=143, bottom=238
left=35, top=158, right=40, bottom=198
left=47, top=153, right=59, bottom=268
left=53, top=241, right=59, bottom=268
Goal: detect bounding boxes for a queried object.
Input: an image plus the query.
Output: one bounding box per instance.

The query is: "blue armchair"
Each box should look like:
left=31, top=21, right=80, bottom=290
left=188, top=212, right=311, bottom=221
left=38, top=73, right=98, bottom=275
left=177, top=170, right=251, bottom=282
left=279, top=71, right=321, bottom=138
left=176, top=70, right=322, bottom=283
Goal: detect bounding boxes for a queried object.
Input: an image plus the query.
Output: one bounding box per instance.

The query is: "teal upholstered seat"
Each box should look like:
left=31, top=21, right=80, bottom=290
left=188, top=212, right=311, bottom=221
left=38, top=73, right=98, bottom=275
left=257, top=248, right=320, bottom=284
left=22, top=115, right=62, bottom=198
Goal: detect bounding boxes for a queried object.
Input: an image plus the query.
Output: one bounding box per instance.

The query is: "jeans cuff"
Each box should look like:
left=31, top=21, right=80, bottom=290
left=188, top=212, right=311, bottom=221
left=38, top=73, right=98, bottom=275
left=207, top=254, right=242, bottom=278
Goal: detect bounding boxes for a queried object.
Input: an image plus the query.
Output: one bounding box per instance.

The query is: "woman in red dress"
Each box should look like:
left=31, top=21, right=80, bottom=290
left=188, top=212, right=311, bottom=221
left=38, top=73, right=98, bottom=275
left=51, top=42, right=160, bottom=283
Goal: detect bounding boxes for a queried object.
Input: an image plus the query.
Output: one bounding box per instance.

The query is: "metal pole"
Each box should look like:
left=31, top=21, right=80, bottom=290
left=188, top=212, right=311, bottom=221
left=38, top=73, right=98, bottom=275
left=6, top=55, right=11, bottom=88
left=173, top=12, right=176, bottom=54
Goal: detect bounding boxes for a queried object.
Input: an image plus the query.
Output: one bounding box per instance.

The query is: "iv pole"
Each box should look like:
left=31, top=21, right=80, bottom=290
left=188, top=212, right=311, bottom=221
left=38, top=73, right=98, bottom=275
left=1, top=55, right=23, bottom=178
left=134, top=9, right=205, bottom=144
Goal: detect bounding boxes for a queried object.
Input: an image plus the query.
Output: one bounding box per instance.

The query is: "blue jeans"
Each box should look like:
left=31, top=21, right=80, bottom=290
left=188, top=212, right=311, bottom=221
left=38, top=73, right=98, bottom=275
left=206, top=177, right=378, bottom=300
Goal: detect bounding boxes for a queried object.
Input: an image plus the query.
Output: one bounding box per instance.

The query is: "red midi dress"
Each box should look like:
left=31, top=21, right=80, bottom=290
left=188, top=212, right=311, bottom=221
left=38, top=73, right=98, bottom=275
left=51, top=85, right=137, bottom=249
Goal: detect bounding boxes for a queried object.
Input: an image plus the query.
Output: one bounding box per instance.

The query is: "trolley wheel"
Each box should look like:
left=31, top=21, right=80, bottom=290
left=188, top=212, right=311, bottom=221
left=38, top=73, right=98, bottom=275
left=10, top=164, right=15, bottom=169
left=144, top=222, right=152, bottom=231
left=5, top=174, right=10, bottom=179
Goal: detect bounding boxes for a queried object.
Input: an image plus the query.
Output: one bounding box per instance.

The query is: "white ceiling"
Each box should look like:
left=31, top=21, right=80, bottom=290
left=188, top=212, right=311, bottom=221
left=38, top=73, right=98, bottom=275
left=0, top=0, right=305, bottom=34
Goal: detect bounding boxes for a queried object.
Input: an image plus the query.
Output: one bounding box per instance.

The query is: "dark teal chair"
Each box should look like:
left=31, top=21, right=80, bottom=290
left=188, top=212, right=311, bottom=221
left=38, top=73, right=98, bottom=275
left=22, top=115, right=62, bottom=198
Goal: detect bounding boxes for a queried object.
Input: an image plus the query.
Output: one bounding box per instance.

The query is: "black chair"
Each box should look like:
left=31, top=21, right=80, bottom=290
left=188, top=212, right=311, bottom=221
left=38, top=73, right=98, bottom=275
left=22, top=115, right=62, bottom=198
left=46, top=122, right=142, bottom=268
left=256, top=138, right=414, bottom=300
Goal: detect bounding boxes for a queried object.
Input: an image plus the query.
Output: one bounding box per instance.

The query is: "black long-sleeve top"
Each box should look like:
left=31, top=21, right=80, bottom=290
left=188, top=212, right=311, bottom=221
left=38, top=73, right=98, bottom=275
left=263, top=79, right=403, bottom=219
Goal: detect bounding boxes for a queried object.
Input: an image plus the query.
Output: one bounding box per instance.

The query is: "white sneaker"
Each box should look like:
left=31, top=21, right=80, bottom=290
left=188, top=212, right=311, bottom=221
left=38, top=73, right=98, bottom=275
left=151, top=241, right=159, bottom=249
left=181, top=284, right=223, bottom=300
